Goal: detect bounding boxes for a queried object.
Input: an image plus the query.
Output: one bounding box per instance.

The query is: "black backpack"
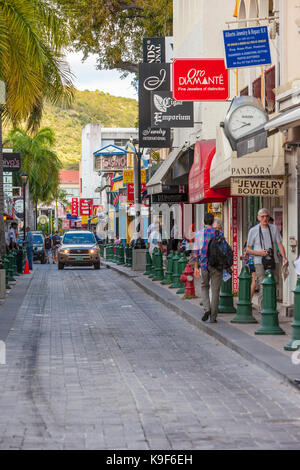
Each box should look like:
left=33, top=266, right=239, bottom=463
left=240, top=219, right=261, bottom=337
left=45, top=238, right=51, bottom=249
left=207, top=230, right=233, bottom=271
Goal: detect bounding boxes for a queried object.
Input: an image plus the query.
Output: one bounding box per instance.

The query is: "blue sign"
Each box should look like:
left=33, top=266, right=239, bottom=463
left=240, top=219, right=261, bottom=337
left=223, top=26, right=271, bottom=69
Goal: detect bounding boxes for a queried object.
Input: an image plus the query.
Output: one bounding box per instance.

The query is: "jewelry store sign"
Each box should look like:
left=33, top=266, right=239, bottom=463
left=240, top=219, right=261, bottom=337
left=231, top=177, right=285, bottom=197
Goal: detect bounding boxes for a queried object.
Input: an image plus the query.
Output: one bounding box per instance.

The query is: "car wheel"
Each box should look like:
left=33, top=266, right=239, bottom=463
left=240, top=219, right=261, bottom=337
left=58, top=262, right=64, bottom=270
left=94, top=261, right=100, bottom=270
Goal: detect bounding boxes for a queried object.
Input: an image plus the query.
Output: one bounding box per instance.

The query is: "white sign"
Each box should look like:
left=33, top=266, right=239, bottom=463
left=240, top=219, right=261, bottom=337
left=14, top=199, right=24, bottom=214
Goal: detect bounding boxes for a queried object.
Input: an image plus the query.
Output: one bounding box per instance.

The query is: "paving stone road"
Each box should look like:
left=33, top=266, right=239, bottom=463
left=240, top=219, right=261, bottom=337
left=0, top=264, right=300, bottom=450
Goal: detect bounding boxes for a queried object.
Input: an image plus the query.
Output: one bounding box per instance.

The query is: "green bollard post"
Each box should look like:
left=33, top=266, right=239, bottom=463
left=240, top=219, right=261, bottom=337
left=124, top=244, right=129, bottom=266
left=128, top=245, right=133, bottom=268
left=169, top=252, right=181, bottom=289
left=176, top=253, right=187, bottom=294
left=118, top=244, right=125, bottom=265
left=218, top=270, right=236, bottom=313
left=7, top=252, right=16, bottom=282
left=144, top=247, right=152, bottom=275
left=148, top=250, right=156, bottom=279
left=12, top=251, right=20, bottom=276
left=255, top=269, right=285, bottom=335
left=161, top=252, right=173, bottom=285
left=153, top=250, right=164, bottom=281
left=285, top=277, right=300, bottom=350
left=113, top=244, right=118, bottom=263
left=3, top=258, right=11, bottom=290
left=231, top=265, right=257, bottom=324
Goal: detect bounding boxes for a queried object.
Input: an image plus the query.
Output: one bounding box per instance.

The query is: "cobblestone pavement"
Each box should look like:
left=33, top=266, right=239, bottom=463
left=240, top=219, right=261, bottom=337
left=1, top=264, right=300, bottom=450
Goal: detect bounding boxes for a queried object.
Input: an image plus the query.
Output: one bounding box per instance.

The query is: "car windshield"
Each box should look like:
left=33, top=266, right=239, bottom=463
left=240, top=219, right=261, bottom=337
left=63, top=233, right=95, bottom=245
left=33, top=235, right=43, bottom=244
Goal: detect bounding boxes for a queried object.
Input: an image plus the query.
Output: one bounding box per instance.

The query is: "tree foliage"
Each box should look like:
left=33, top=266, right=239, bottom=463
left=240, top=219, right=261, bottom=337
left=5, top=127, right=62, bottom=205
left=54, top=0, right=173, bottom=74
left=0, top=0, right=74, bottom=130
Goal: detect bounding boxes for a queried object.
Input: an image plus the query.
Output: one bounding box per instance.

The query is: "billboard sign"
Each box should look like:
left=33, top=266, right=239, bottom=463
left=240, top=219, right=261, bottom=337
left=223, top=26, right=271, bottom=69
left=173, top=59, right=229, bottom=101
left=139, top=62, right=171, bottom=148
left=71, top=198, right=79, bottom=217
left=3, top=152, right=21, bottom=172
left=80, top=198, right=92, bottom=216
left=151, top=91, right=194, bottom=128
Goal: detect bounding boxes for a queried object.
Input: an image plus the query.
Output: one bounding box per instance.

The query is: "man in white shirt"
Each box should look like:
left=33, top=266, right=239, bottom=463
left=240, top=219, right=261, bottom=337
left=148, top=223, right=162, bottom=258
left=6, top=222, right=18, bottom=250
left=246, top=208, right=288, bottom=312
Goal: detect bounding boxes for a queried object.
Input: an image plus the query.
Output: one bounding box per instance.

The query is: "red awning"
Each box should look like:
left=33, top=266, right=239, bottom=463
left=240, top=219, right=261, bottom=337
left=189, top=140, right=230, bottom=203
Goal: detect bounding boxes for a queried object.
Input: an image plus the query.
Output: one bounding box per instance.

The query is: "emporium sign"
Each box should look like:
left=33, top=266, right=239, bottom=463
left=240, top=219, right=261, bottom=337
left=231, top=178, right=285, bottom=197
left=172, top=59, right=229, bottom=101
left=151, top=91, right=194, bottom=128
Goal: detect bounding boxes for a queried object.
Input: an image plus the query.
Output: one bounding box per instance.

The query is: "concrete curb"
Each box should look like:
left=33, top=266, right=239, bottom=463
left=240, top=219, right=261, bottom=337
left=102, top=259, right=300, bottom=392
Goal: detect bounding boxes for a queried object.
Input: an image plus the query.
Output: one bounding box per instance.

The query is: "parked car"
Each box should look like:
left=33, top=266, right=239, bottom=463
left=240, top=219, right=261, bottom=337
left=57, top=230, right=100, bottom=270
left=32, top=232, right=46, bottom=264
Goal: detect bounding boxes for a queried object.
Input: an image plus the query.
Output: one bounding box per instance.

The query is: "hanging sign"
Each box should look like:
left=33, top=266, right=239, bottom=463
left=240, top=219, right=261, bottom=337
left=123, top=170, right=146, bottom=184
left=223, top=26, right=271, bottom=69
left=3, top=153, right=21, bottom=172
left=151, top=91, right=194, bottom=128
left=71, top=198, right=79, bottom=217
left=80, top=198, right=92, bottom=216
left=173, top=59, right=229, bottom=101
left=127, top=183, right=146, bottom=202
left=232, top=197, right=239, bottom=293
left=231, top=177, right=285, bottom=197
left=139, top=63, right=171, bottom=148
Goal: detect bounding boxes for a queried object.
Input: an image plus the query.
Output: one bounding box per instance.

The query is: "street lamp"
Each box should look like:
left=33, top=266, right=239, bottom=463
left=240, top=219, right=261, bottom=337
left=127, top=139, right=145, bottom=248
left=20, top=173, right=29, bottom=240
left=0, top=81, right=6, bottom=258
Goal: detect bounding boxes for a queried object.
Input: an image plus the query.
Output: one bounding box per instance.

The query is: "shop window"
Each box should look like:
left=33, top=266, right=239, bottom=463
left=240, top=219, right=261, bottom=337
left=240, top=86, right=249, bottom=96
left=265, top=65, right=275, bottom=114
left=252, top=76, right=261, bottom=100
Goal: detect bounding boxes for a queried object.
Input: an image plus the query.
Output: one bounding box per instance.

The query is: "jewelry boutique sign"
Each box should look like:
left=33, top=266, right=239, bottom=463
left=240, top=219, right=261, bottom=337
left=151, top=91, right=194, bottom=128
left=231, top=177, right=285, bottom=197
left=138, top=63, right=171, bottom=148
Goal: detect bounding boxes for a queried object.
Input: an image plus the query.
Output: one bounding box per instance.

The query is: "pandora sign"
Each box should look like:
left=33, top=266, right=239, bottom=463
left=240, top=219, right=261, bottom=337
left=173, top=59, right=229, bottom=101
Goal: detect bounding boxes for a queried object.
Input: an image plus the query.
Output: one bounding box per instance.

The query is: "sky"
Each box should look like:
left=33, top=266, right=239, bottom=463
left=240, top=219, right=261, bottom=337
left=66, top=52, right=138, bottom=100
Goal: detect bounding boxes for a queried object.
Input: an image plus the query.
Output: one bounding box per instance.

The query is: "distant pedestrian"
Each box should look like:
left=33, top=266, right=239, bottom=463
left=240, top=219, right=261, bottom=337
left=25, top=227, right=33, bottom=270
left=114, top=235, right=121, bottom=245
left=93, top=227, right=100, bottom=242
left=148, top=222, right=162, bottom=258
left=6, top=222, right=18, bottom=251
left=193, top=213, right=227, bottom=323
left=246, top=208, right=288, bottom=312
left=44, top=233, right=52, bottom=264
left=52, top=230, right=61, bottom=264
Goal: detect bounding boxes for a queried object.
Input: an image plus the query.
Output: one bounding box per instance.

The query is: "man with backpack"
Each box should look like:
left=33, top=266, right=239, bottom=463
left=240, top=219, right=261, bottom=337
left=193, top=213, right=232, bottom=323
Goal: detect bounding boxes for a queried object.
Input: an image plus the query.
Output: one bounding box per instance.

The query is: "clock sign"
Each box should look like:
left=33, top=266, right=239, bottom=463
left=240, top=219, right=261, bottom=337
left=223, top=96, right=268, bottom=152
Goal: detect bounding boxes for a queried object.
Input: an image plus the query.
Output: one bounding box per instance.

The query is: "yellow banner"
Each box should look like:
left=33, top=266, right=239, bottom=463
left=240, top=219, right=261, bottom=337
left=81, top=216, right=89, bottom=224
left=123, top=169, right=146, bottom=184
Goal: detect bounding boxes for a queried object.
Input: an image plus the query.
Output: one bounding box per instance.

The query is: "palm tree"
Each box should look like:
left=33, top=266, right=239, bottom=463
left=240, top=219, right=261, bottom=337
left=5, top=127, right=62, bottom=231
left=0, top=0, right=74, bottom=255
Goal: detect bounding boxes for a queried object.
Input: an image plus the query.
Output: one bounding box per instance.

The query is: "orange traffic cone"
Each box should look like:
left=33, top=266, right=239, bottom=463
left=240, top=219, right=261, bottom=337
left=24, top=260, right=30, bottom=274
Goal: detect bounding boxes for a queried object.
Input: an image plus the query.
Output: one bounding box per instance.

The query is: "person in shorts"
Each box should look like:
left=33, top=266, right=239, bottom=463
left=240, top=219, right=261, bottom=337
left=44, top=234, right=52, bottom=264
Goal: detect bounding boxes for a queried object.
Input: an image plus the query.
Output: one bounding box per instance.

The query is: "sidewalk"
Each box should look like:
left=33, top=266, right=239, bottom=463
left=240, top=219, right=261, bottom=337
left=0, top=271, right=33, bottom=341
left=101, top=258, right=300, bottom=392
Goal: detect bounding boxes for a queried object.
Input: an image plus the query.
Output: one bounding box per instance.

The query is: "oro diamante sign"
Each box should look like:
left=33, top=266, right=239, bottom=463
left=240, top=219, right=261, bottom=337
left=231, top=177, right=285, bottom=197
left=173, top=59, right=229, bottom=101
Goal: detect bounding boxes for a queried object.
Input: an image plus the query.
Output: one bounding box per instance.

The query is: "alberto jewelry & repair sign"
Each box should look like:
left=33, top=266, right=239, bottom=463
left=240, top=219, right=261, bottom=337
left=231, top=177, right=285, bottom=197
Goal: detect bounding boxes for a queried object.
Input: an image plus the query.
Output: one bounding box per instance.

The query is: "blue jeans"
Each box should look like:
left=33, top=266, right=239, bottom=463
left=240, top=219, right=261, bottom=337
left=26, top=246, right=33, bottom=270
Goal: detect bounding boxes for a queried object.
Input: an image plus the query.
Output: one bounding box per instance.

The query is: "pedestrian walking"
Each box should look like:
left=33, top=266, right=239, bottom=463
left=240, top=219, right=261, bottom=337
left=147, top=222, right=162, bottom=259
left=193, top=213, right=231, bottom=323
left=52, top=230, right=61, bottom=264
left=6, top=222, right=18, bottom=252
left=246, top=208, right=288, bottom=312
left=44, top=233, right=52, bottom=264
left=25, top=227, right=33, bottom=270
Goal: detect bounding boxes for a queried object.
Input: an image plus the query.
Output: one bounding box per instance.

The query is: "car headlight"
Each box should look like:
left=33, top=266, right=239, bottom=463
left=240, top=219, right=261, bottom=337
left=63, top=249, right=69, bottom=254
left=89, top=249, right=95, bottom=254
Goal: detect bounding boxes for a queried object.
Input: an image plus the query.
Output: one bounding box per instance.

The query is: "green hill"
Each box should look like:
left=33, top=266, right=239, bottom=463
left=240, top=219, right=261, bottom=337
left=40, top=89, right=138, bottom=169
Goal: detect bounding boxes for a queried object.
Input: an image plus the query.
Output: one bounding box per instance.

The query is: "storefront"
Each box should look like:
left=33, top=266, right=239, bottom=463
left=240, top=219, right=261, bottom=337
left=210, top=126, right=286, bottom=295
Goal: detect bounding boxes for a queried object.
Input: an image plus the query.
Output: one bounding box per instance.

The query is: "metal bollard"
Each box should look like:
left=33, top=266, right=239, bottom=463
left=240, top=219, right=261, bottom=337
left=255, top=269, right=285, bottom=335
left=285, top=277, right=300, bottom=350
left=169, top=252, right=181, bottom=289
left=231, top=266, right=257, bottom=324
left=3, top=258, right=11, bottom=290
left=144, top=247, right=152, bottom=275
left=161, top=251, right=173, bottom=285
left=117, top=244, right=125, bottom=265
left=218, top=270, right=236, bottom=314
left=12, top=251, right=20, bottom=276
left=153, top=249, right=164, bottom=281
left=148, top=250, right=156, bottom=278
left=127, top=245, right=133, bottom=268
left=176, top=253, right=187, bottom=294
left=16, top=248, right=24, bottom=274
left=7, top=252, right=16, bottom=282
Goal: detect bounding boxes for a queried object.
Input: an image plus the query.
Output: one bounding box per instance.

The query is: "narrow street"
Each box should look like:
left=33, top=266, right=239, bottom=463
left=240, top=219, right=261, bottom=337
left=0, top=264, right=300, bottom=450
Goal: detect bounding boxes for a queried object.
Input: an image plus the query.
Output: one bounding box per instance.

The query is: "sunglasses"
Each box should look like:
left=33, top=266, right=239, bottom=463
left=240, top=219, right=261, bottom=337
left=260, top=215, right=269, bottom=218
